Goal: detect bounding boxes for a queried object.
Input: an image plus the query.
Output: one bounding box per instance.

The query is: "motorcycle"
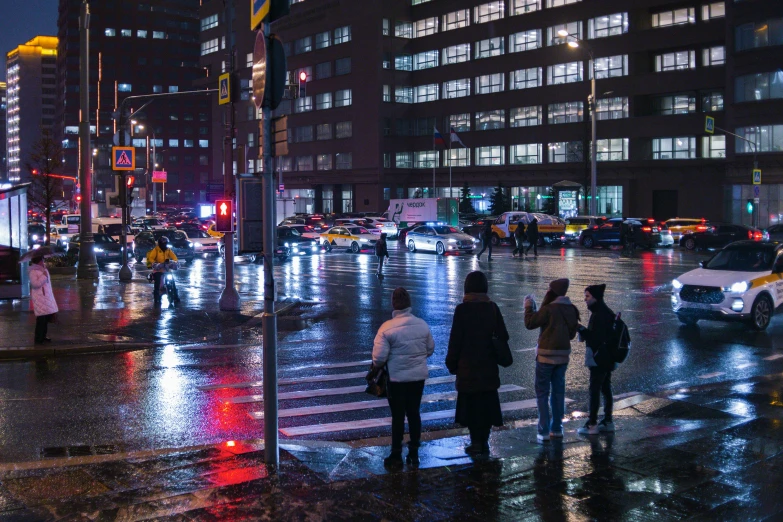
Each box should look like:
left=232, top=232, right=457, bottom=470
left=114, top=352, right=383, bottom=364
left=149, top=260, right=180, bottom=304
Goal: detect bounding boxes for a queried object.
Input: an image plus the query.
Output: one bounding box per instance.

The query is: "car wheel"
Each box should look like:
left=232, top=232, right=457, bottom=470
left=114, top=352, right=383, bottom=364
left=684, top=237, right=696, bottom=251
left=749, top=295, right=773, bottom=331
left=350, top=242, right=360, bottom=254
left=322, top=241, right=332, bottom=252
left=408, top=240, right=416, bottom=253
left=436, top=242, right=445, bottom=256
left=677, top=314, right=699, bottom=326
left=582, top=236, right=595, bottom=249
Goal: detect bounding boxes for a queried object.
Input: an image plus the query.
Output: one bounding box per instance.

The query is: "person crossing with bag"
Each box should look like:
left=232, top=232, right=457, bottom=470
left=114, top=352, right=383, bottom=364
left=446, top=271, right=511, bottom=455
left=512, top=222, right=526, bottom=258
left=372, top=287, right=435, bottom=469
left=375, top=233, right=390, bottom=278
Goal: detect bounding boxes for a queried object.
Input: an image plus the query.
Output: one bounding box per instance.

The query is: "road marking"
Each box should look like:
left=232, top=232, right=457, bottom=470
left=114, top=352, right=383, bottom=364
left=176, top=344, right=261, bottom=351
left=613, top=391, right=642, bottom=400
left=280, top=398, right=574, bottom=437
left=228, top=376, right=458, bottom=404
left=736, top=363, right=757, bottom=370
left=698, top=372, right=725, bottom=379
left=200, top=367, right=442, bottom=390
left=249, top=384, right=524, bottom=419
left=764, top=354, right=783, bottom=361
left=661, top=381, right=687, bottom=388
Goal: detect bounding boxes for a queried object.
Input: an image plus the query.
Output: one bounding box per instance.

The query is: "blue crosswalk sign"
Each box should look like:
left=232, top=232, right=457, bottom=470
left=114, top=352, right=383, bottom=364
left=218, top=73, right=231, bottom=105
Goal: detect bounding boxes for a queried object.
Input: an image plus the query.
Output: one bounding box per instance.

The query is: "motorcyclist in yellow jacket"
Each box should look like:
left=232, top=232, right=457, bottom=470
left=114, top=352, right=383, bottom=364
left=146, top=237, right=178, bottom=302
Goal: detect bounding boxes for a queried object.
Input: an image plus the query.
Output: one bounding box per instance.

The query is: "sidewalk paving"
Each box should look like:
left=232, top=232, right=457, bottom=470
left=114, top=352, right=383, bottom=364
left=2, top=374, right=783, bottom=521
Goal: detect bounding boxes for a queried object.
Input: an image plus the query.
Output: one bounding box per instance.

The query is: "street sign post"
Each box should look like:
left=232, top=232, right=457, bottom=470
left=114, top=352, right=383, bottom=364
left=705, top=115, right=715, bottom=134
left=753, top=169, right=762, bottom=185
left=111, top=146, right=135, bottom=170
left=754, top=185, right=760, bottom=198
left=218, top=73, right=231, bottom=105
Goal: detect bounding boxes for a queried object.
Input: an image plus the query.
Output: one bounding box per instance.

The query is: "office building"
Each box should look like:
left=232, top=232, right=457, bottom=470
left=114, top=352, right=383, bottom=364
left=5, top=36, right=58, bottom=183
left=56, top=0, right=211, bottom=212
left=0, top=81, right=6, bottom=179
left=200, top=0, right=783, bottom=224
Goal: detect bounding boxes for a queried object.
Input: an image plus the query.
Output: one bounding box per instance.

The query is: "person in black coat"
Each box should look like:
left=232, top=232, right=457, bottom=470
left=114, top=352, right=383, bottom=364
left=446, top=271, right=510, bottom=454
left=577, top=284, right=617, bottom=435
left=475, top=220, right=494, bottom=260
left=375, top=233, right=389, bottom=277
left=512, top=222, right=526, bottom=257
left=525, top=218, right=539, bottom=257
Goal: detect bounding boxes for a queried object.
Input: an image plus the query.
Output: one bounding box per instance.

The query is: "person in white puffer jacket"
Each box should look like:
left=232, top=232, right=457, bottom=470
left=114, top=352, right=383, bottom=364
left=28, top=256, right=59, bottom=344
left=372, top=287, right=435, bottom=469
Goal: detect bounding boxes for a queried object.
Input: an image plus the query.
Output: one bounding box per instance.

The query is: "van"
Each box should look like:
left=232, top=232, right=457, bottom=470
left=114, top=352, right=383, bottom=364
left=93, top=218, right=135, bottom=251
left=60, top=214, right=81, bottom=234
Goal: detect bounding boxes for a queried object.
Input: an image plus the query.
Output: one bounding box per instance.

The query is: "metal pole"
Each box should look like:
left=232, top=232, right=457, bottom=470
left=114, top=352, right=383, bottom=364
left=754, top=147, right=759, bottom=229
left=152, top=137, right=157, bottom=214
left=219, top=0, right=240, bottom=311
left=118, top=121, right=131, bottom=281
left=76, top=1, right=99, bottom=279
left=262, top=21, right=279, bottom=467
left=590, top=73, right=598, bottom=217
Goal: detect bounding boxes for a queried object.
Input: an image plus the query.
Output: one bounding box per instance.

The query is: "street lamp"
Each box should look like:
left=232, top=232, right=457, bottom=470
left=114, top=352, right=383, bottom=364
left=559, top=29, right=598, bottom=216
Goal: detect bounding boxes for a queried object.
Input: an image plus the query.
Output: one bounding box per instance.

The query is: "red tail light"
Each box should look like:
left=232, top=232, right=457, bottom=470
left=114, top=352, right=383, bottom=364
left=642, top=226, right=652, bottom=232
left=695, top=225, right=707, bottom=232
left=647, top=219, right=655, bottom=224
left=753, top=231, right=762, bottom=241
left=591, top=225, right=599, bottom=230
left=748, top=230, right=753, bottom=240
left=376, top=224, right=383, bottom=228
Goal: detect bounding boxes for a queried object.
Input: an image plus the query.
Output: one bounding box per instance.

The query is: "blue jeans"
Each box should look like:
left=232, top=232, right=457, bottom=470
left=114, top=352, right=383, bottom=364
left=535, top=362, right=567, bottom=435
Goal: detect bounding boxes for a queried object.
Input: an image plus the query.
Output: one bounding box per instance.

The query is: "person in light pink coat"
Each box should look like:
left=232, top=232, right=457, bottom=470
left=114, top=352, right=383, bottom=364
left=28, top=256, right=58, bottom=344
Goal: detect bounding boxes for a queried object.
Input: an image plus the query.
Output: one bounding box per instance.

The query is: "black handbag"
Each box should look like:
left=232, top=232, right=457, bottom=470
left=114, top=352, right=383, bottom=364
left=491, top=304, right=513, bottom=368
left=365, top=364, right=390, bottom=398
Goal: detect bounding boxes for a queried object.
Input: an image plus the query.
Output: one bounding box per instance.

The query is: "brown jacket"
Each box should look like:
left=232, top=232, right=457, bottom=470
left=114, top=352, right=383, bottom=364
left=524, top=296, right=580, bottom=365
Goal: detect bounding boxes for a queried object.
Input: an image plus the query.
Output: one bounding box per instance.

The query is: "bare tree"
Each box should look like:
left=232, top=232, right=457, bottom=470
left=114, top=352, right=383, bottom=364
left=25, top=129, right=66, bottom=245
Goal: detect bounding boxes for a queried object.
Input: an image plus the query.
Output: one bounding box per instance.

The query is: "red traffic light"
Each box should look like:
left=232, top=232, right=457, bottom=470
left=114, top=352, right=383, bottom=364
left=76, top=195, right=82, bottom=202
left=215, top=200, right=233, bottom=232
left=299, top=71, right=307, bottom=82
left=126, top=175, right=135, bottom=188
left=31, top=169, right=39, bottom=175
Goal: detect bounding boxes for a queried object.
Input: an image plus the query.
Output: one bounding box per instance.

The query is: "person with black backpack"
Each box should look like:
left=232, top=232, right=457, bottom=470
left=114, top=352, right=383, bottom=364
left=577, top=284, right=622, bottom=435
left=375, top=233, right=389, bottom=278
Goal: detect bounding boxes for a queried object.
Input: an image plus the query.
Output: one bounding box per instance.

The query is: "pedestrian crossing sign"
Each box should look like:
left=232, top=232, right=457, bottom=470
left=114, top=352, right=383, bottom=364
left=111, top=146, right=135, bottom=171
left=753, top=169, right=762, bottom=185
left=218, top=73, right=231, bottom=105
left=705, top=115, right=715, bottom=134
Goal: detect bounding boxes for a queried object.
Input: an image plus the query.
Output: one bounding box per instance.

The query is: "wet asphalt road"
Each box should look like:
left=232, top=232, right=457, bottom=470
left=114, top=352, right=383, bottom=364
left=2, top=242, right=783, bottom=463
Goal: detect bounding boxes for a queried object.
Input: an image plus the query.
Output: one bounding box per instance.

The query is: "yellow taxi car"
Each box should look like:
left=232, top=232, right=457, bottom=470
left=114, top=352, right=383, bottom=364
left=207, top=224, right=225, bottom=239
left=320, top=225, right=378, bottom=253
left=665, top=218, right=707, bottom=241
left=564, top=216, right=607, bottom=242
left=492, top=212, right=566, bottom=246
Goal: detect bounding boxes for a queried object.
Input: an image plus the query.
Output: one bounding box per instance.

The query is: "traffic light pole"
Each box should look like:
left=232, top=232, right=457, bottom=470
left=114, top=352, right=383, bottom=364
left=218, top=0, right=240, bottom=311
left=262, top=20, right=279, bottom=467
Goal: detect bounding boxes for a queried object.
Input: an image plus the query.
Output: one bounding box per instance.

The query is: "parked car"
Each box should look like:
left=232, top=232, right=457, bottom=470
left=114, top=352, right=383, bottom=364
left=133, top=229, right=195, bottom=264
left=67, top=233, right=123, bottom=265
left=680, top=223, right=763, bottom=251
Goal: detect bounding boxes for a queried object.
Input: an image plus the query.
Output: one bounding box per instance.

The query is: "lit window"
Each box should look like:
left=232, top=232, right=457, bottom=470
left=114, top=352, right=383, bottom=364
left=703, top=91, right=724, bottom=111
left=317, top=123, right=332, bottom=140
left=415, top=84, right=439, bottom=103
left=512, top=0, right=541, bottom=15
left=596, top=139, right=629, bottom=161
left=655, top=50, right=696, bottom=71
left=395, top=54, right=412, bottom=71
left=396, top=152, right=413, bottom=168
left=184, top=140, right=194, bottom=148
left=588, top=13, right=628, bottom=39
left=595, top=97, right=629, bottom=120
left=443, top=44, right=470, bottom=65
left=652, top=137, right=697, bottom=159
left=443, top=79, right=471, bottom=99
left=735, top=71, right=783, bottom=102
left=395, top=21, right=413, bottom=38
left=511, top=144, right=542, bottom=164
left=383, top=85, right=391, bottom=102
left=118, top=83, right=132, bottom=92
left=336, top=121, right=352, bottom=138
left=383, top=19, right=390, bottom=36
left=548, top=101, right=584, bottom=124
left=702, top=135, right=726, bottom=158
left=201, top=38, right=218, bottom=55
left=702, top=2, right=725, bottom=21
left=169, top=139, right=179, bottom=147
left=295, top=96, right=313, bottom=113
left=246, top=53, right=253, bottom=67
left=702, top=46, right=725, bottom=66
left=548, top=62, right=583, bottom=84
left=475, top=73, right=504, bottom=94
left=589, top=55, right=628, bottom=79
left=476, top=110, right=505, bottom=130
left=317, top=154, right=333, bottom=171
left=105, top=28, right=116, bottom=37
left=335, top=89, right=352, bottom=107
left=735, top=19, right=783, bottom=52
left=653, top=94, right=696, bottom=115
left=448, top=113, right=471, bottom=132
left=199, top=140, right=209, bottom=148
left=547, top=22, right=581, bottom=46
left=547, top=0, right=580, bottom=7
left=334, top=26, right=351, bottom=44
left=121, top=29, right=132, bottom=37
left=735, top=125, right=783, bottom=153
left=316, top=93, right=332, bottom=110
left=336, top=152, right=352, bottom=169
left=153, top=31, right=165, bottom=39
left=137, top=30, right=147, bottom=38
left=316, top=31, right=331, bottom=49
left=510, top=106, right=542, bottom=127
left=475, top=37, right=504, bottom=59
left=475, top=146, right=505, bottom=166
left=445, top=148, right=470, bottom=167
left=442, top=9, right=469, bottom=31
left=652, top=8, right=696, bottom=28
left=414, top=50, right=439, bottom=70
left=510, top=30, right=541, bottom=52
left=153, top=85, right=163, bottom=93
left=548, top=142, right=583, bottom=163
left=201, top=14, right=218, bottom=31
left=415, top=17, right=438, bottom=38
left=168, top=86, right=178, bottom=93
left=295, top=156, right=313, bottom=171
left=475, top=2, right=504, bottom=24
left=295, top=36, right=312, bottom=54
left=395, top=86, right=413, bottom=103
left=510, top=67, right=542, bottom=90
left=414, top=151, right=438, bottom=169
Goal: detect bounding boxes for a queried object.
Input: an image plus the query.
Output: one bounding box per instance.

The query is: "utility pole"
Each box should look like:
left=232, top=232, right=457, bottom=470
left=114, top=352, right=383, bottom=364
left=219, top=0, right=240, bottom=311
left=76, top=1, right=99, bottom=279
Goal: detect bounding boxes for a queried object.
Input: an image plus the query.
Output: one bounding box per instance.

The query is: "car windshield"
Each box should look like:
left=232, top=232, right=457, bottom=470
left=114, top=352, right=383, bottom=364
left=278, top=228, right=301, bottom=238
left=29, top=225, right=46, bottom=234
left=704, top=247, right=776, bottom=272
left=348, top=227, right=370, bottom=235
left=94, top=234, right=117, bottom=244
left=154, top=231, right=186, bottom=241
left=433, top=226, right=459, bottom=234
left=102, top=224, right=127, bottom=236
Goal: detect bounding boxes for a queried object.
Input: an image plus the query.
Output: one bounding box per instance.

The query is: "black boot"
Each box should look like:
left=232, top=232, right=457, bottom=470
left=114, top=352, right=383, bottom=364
left=384, top=450, right=403, bottom=469
left=406, top=443, right=419, bottom=467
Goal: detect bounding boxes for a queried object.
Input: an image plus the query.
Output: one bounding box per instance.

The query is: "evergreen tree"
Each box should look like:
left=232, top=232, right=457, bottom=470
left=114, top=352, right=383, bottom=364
left=489, top=183, right=510, bottom=215
left=459, top=182, right=475, bottom=213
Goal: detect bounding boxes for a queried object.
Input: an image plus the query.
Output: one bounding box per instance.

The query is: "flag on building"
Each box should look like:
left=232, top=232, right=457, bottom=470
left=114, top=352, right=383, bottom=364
left=433, top=127, right=447, bottom=147
left=450, top=127, right=467, bottom=148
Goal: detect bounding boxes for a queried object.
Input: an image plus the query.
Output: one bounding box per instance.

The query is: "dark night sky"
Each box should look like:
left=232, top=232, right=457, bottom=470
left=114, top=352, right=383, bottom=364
left=1, top=0, right=59, bottom=81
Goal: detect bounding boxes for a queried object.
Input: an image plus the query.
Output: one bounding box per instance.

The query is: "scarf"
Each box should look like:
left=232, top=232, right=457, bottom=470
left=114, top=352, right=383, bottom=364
left=463, top=292, right=491, bottom=303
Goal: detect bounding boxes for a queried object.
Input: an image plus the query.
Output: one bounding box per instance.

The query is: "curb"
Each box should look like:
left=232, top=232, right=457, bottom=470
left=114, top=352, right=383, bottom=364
left=0, top=342, right=162, bottom=360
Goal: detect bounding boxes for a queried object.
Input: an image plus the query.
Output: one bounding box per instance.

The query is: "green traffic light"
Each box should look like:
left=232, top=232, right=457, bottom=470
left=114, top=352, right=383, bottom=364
left=747, top=201, right=754, bottom=214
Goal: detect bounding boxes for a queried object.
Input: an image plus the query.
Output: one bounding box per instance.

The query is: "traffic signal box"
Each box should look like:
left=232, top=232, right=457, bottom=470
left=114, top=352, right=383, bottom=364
left=215, top=200, right=234, bottom=232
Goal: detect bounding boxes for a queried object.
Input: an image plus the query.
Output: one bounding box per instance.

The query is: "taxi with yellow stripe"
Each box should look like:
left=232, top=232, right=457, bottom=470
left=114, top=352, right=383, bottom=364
left=671, top=241, right=783, bottom=330
left=320, top=225, right=378, bottom=253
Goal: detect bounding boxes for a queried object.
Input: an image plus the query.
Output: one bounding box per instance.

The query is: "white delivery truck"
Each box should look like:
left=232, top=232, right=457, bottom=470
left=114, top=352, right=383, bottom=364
left=386, top=198, right=458, bottom=228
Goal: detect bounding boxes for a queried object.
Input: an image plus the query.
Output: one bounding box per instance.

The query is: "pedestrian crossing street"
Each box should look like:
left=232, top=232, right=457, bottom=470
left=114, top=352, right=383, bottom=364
left=196, top=355, right=574, bottom=439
